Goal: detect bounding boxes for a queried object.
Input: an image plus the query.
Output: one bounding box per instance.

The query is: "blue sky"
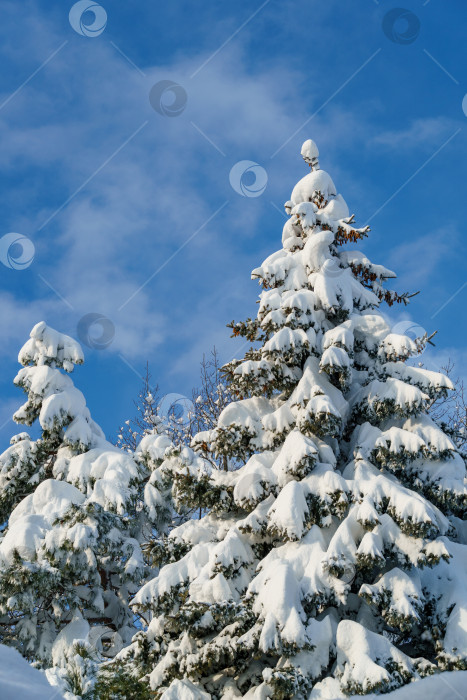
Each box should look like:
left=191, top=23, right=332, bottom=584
left=0, top=0, right=466, bottom=441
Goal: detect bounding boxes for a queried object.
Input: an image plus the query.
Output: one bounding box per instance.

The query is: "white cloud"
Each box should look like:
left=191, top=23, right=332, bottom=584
left=0, top=17, right=330, bottom=361
left=0, top=1, right=464, bottom=386
left=386, top=227, right=457, bottom=292
left=370, top=117, right=459, bottom=151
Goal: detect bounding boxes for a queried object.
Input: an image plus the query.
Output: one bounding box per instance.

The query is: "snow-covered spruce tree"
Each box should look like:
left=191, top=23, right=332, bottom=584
left=0, top=322, right=190, bottom=696
left=124, top=140, right=464, bottom=700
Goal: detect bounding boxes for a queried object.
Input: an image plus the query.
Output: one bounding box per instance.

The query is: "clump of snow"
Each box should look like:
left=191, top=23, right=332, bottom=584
left=291, top=170, right=337, bottom=206
left=301, top=138, right=319, bottom=169
left=310, top=670, right=467, bottom=699
left=336, top=620, right=415, bottom=694
left=136, top=433, right=173, bottom=463
left=19, top=321, right=84, bottom=372
left=10, top=479, right=85, bottom=525
left=0, top=480, right=85, bottom=564
left=51, top=614, right=91, bottom=668
left=0, top=513, right=49, bottom=563
left=133, top=543, right=212, bottom=610
left=160, top=678, right=211, bottom=699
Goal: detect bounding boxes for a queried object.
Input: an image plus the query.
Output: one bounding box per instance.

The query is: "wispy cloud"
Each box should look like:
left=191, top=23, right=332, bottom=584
left=0, top=29, right=319, bottom=362
left=1, top=0, right=466, bottom=439
left=371, top=116, right=460, bottom=150
left=386, top=227, right=457, bottom=291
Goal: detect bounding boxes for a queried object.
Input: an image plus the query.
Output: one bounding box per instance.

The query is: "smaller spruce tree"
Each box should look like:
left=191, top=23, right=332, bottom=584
left=0, top=322, right=189, bottom=696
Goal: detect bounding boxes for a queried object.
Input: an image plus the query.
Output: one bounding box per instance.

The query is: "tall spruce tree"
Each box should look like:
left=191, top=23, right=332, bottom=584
left=0, top=322, right=190, bottom=696
left=117, top=140, right=465, bottom=699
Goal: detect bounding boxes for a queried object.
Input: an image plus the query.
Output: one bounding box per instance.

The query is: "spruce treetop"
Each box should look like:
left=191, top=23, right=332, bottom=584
left=18, top=321, right=84, bottom=371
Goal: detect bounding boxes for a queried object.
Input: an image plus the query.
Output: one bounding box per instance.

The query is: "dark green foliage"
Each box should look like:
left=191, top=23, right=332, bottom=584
left=94, top=660, right=154, bottom=700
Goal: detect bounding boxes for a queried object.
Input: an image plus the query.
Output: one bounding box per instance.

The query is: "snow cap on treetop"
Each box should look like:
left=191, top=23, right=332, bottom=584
left=18, top=321, right=84, bottom=372
left=301, top=138, right=320, bottom=170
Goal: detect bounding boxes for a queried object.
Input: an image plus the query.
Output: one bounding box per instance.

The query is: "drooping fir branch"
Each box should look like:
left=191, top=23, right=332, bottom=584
left=308, top=208, right=369, bottom=246
left=415, top=329, right=438, bottom=354
left=334, top=219, right=370, bottom=246
left=295, top=207, right=370, bottom=248
left=334, top=226, right=368, bottom=246
left=377, top=288, right=418, bottom=307
left=228, top=317, right=260, bottom=341
left=349, top=262, right=419, bottom=307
